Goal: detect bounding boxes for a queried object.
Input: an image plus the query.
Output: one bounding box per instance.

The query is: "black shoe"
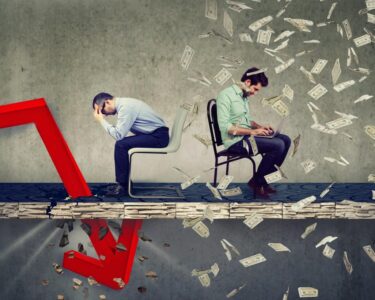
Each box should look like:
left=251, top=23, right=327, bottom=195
left=106, top=183, right=128, bottom=196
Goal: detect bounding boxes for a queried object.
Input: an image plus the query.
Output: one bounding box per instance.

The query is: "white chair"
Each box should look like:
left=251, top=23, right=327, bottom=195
left=127, top=107, right=188, bottom=199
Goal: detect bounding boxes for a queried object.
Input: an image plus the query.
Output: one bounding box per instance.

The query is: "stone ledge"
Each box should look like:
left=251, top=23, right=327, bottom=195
left=0, top=201, right=374, bottom=219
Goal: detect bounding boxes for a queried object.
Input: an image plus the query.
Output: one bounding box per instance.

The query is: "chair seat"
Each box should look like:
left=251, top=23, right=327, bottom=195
left=128, top=146, right=173, bottom=155
left=217, top=148, right=248, bottom=158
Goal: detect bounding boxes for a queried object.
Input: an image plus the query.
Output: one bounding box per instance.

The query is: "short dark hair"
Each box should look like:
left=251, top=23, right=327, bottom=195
left=241, top=67, right=268, bottom=87
left=92, top=92, right=113, bottom=109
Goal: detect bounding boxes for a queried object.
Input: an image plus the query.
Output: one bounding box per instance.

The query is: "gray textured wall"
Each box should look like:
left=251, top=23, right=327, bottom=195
left=0, top=219, right=374, bottom=300
left=0, top=0, right=374, bottom=183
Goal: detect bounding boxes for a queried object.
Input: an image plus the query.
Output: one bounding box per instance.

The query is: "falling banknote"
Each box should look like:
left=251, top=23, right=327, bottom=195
left=214, top=68, right=232, bottom=85
left=298, top=287, right=318, bottom=298
left=363, top=245, right=375, bottom=263
left=343, top=251, right=353, bottom=274
left=364, top=125, right=375, bottom=140
left=308, top=84, right=328, bottom=100
left=310, top=59, right=328, bottom=74
left=181, top=45, right=195, bottom=70
left=248, top=15, right=273, bottom=31
left=322, top=244, right=336, bottom=259
left=301, top=223, right=317, bottom=239
left=291, top=195, right=317, bottom=211
left=243, top=213, right=263, bottom=229
left=217, top=175, right=234, bottom=190
left=192, top=221, right=210, bottom=238
left=220, top=187, right=242, bottom=197
left=239, top=253, right=266, bottom=267
left=268, top=243, right=291, bottom=252
left=205, top=0, right=217, bottom=20
left=223, top=10, right=233, bottom=37
left=264, top=170, right=282, bottom=184
left=301, top=159, right=316, bottom=174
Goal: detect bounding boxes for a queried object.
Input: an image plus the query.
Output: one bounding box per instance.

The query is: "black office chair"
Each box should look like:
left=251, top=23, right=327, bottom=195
left=207, top=99, right=260, bottom=198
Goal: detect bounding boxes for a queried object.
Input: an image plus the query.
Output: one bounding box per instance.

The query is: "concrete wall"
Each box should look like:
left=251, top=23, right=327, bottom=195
left=0, top=0, right=374, bottom=183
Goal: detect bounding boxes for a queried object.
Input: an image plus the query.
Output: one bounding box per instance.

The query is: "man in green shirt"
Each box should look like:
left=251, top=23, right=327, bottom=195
left=217, top=67, right=291, bottom=199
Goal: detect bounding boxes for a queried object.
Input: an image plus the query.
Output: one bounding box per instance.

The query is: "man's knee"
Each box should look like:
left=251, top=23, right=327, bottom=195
left=115, top=139, right=131, bottom=150
left=283, top=135, right=291, bottom=150
left=272, top=139, right=285, bottom=154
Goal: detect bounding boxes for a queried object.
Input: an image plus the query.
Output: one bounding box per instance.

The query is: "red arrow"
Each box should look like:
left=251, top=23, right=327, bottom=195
left=0, top=99, right=143, bottom=289
left=63, top=219, right=143, bottom=289
left=0, top=98, right=92, bottom=198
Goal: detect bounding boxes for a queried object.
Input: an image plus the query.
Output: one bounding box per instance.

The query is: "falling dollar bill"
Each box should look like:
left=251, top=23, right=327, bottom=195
left=205, top=0, right=217, bottom=20
left=310, top=59, right=328, bottom=74
left=221, top=238, right=240, bottom=261
left=353, top=34, right=372, bottom=47
left=206, top=182, right=223, bottom=200
left=311, top=123, right=338, bottom=135
left=217, top=55, right=244, bottom=66
left=308, top=84, right=328, bottom=100
left=257, top=30, right=272, bottom=45
left=269, top=38, right=289, bottom=52
left=351, top=47, right=359, bottom=65
left=226, top=284, right=246, bottom=298
left=343, top=251, right=353, bottom=274
left=326, top=117, right=353, bottom=130
left=217, top=175, right=234, bottom=190
left=275, top=58, right=295, bottom=74
left=316, top=236, right=338, bottom=248
left=183, top=217, right=204, bottom=228
left=298, top=287, right=318, bottom=298
left=239, top=253, right=266, bottom=267
left=331, top=58, right=341, bottom=85
left=249, top=135, right=259, bottom=155
left=243, top=213, right=264, bottom=230
left=193, top=134, right=212, bottom=147
left=369, top=174, right=375, bottom=182
left=198, top=273, right=211, bottom=287
left=249, top=15, right=273, bottom=31
left=364, top=125, right=375, bottom=140
left=368, top=13, right=375, bottom=24
left=342, top=19, right=352, bottom=40
left=322, top=244, right=336, bottom=259
left=366, top=0, right=375, bottom=10
left=301, top=223, right=317, bottom=239
left=268, top=243, right=291, bottom=252
left=271, top=99, right=289, bottom=117
left=283, top=84, right=294, bottom=101
left=300, top=66, right=316, bottom=84
left=274, top=164, right=288, bottom=179
left=274, top=30, right=295, bottom=42
left=239, top=33, right=253, bottom=42
left=284, top=18, right=314, bottom=32
left=203, top=206, right=215, bottom=224
left=333, top=80, right=355, bottom=92
left=327, top=2, right=337, bottom=19
left=282, top=287, right=289, bottom=300
left=291, top=195, right=317, bottom=211
left=192, top=221, right=210, bottom=238
left=354, top=94, right=373, bottom=103
left=222, top=240, right=232, bottom=261
left=181, top=45, right=195, bottom=70
left=301, top=159, right=316, bottom=174
left=264, top=170, right=282, bottom=184
left=320, top=182, right=335, bottom=198
left=363, top=245, right=375, bottom=263
left=291, top=134, right=301, bottom=157
left=221, top=187, right=242, bottom=197
left=211, top=263, right=219, bottom=277
left=214, top=68, right=232, bottom=85
left=181, top=175, right=200, bottom=190
left=223, top=10, right=233, bottom=37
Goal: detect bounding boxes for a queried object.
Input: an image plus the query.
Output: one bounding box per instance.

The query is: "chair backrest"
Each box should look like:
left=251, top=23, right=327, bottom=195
left=167, top=107, right=188, bottom=152
left=207, top=99, right=223, bottom=156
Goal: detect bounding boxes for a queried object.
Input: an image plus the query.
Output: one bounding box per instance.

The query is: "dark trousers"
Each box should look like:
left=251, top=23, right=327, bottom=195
left=228, top=133, right=291, bottom=186
left=114, top=127, right=169, bottom=187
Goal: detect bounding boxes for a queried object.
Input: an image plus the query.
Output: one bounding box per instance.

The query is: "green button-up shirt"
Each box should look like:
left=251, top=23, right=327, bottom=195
left=217, top=84, right=252, bottom=149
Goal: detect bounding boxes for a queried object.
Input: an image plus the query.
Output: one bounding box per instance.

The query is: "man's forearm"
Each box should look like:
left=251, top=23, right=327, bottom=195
left=228, top=125, right=254, bottom=136
left=251, top=121, right=261, bottom=129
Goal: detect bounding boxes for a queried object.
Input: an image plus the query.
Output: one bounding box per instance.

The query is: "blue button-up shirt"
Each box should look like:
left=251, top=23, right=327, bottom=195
left=100, top=97, right=166, bottom=141
left=217, top=84, right=252, bottom=149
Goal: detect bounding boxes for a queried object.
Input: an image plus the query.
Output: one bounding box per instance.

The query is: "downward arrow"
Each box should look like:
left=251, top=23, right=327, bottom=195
left=63, top=219, right=143, bottom=289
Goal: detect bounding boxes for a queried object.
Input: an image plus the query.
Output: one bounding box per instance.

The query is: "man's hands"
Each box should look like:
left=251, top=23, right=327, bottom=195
left=251, top=128, right=270, bottom=136
left=93, top=104, right=104, bottom=122
left=261, top=124, right=274, bottom=135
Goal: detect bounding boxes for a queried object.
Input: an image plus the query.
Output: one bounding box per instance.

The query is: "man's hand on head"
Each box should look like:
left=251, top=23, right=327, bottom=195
left=93, top=104, right=104, bottom=122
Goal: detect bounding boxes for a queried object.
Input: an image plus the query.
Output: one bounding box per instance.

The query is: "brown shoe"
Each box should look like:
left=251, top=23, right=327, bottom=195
left=247, top=180, right=270, bottom=199
left=264, top=185, right=277, bottom=194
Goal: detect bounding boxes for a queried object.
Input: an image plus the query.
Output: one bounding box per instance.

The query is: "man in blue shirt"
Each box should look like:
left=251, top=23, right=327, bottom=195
left=217, top=68, right=291, bottom=199
left=92, top=92, right=169, bottom=195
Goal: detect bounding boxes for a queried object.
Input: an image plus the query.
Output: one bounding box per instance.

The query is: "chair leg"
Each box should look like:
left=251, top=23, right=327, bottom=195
left=214, top=159, right=218, bottom=186
left=225, top=159, right=230, bottom=175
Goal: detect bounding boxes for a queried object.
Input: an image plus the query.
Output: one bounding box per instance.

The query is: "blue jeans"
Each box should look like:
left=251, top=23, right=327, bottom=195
left=114, top=127, right=169, bottom=186
left=227, top=133, right=291, bottom=186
